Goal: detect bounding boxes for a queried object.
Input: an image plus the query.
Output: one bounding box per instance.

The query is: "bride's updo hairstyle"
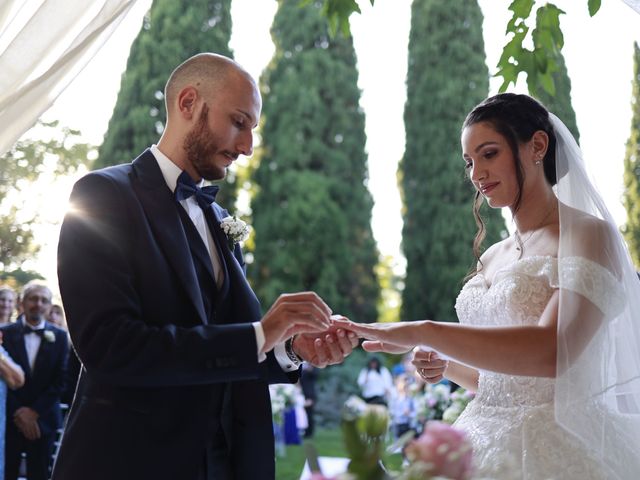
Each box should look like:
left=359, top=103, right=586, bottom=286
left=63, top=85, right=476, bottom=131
left=462, top=93, right=557, bottom=276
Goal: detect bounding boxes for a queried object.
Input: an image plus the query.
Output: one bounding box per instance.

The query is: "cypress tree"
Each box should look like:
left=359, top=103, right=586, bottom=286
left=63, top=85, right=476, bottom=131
left=533, top=54, right=580, bottom=143
left=399, top=0, right=505, bottom=323
left=623, top=42, right=640, bottom=267
left=95, top=0, right=238, bottom=209
left=250, top=0, right=379, bottom=321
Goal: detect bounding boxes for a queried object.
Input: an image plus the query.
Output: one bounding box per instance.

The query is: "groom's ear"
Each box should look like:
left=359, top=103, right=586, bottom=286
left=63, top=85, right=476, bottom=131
left=176, top=87, right=199, bottom=120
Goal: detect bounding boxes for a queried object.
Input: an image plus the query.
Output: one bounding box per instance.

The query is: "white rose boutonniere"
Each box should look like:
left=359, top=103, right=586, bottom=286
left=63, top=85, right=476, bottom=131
left=220, top=216, right=251, bottom=250
left=43, top=330, right=56, bottom=343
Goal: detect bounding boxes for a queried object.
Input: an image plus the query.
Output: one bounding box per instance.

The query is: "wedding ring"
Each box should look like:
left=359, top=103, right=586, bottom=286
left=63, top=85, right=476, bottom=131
left=427, top=351, right=432, bottom=362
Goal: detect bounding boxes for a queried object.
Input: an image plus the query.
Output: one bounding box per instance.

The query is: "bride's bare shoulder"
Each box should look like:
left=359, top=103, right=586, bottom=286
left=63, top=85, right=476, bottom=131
left=560, top=205, right=620, bottom=267
left=562, top=206, right=616, bottom=242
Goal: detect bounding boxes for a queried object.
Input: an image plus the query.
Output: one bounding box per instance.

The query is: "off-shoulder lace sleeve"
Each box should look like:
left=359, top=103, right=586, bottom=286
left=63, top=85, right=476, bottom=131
left=555, top=256, right=626, bottom=318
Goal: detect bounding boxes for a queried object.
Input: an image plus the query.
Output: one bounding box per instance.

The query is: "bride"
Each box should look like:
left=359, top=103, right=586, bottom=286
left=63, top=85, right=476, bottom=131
left=336, top=93, right=640, bottom=479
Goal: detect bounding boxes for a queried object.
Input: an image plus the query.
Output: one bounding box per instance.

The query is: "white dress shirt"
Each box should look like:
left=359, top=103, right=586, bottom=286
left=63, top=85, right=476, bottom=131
left=21, top=316, right=46, bottom=370
left=150, top=146, right=299, bottom=371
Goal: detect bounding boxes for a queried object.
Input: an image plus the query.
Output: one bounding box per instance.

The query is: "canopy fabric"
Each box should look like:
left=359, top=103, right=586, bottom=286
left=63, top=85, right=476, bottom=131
left=0, top=0, right=137, bottom=157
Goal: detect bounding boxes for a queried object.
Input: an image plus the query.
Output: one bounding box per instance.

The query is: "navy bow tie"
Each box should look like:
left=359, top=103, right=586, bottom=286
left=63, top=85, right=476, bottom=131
left=23, top=325, right=45, bottom=337
left=174, top=171, right=219, bottom=210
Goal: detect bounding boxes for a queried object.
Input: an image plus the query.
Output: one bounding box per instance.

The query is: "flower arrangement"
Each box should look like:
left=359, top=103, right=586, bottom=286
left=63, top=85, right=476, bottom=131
left=305, top=396, right=474, bottom=480
left=399, top=421, right=473, bottom=480
left=442, top=389, right=475, bottom=424
left=413, top=382, right=452, bottom=424
left=269, top=384, right=296, bottom=426
left=220, top=215, right=251, bottom=249
left=341, top=396, right=390, bottom=480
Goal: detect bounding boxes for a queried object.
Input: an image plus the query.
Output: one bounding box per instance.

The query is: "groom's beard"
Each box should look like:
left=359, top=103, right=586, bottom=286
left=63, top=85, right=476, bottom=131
left=25, top=313, right=45, bottom=325
left=183, top=106, right=226, bottom=181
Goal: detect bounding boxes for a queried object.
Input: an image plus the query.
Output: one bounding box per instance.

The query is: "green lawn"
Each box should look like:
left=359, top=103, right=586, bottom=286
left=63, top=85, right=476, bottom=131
left=275, top=428, right=403, bottom=480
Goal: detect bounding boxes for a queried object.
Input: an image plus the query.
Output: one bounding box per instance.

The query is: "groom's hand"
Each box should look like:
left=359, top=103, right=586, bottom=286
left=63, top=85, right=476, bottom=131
left=292, top=315, right=359, bottom=368
left=260, top=292, right=332, bottom=354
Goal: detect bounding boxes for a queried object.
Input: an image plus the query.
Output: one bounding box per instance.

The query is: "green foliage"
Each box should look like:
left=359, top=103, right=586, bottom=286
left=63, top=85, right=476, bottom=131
left=0, top=269, right=43, bottom=287
left=0, top=121, right=94, bottom=274
left=588, top=0, right=602, bottom=17
left=274, top=428, right=402, bottom=480
left=533, top=52, right=580, bottom=143
left=623, top=42, right=640, bottom=267
left=497, top=1, right=565, bottom=95
left=96, top=0, right=239, bottom=210
left=251, top=0, right=379, bottom=322
left=399, top=0, right=505, bottom=323
left=300, top=0, right=375, bottom=36
left=341, top=397, right=390, bottom=480
left=376, top=256, right=401, bottom=323
left=314, top=348, right=365, bottom=427
left=307, top=0, right=601, bottom=97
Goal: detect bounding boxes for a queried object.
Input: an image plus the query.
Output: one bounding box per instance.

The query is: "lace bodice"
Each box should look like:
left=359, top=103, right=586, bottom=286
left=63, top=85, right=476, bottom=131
left=455, top=256, right=558, bottom=408
left=452, top=255, right=621, bottom=479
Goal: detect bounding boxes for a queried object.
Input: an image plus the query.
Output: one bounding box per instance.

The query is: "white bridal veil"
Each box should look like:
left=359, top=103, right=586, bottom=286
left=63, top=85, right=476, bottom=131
left=552, top=113, right=640, bottom=479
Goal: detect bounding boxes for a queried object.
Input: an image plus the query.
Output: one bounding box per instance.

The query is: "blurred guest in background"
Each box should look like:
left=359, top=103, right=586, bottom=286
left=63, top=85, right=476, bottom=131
left=0, top=286, right=17, bottom=325
left=0, top=329, right=26, bottom=480
left=300, top=363, right=318, bottom=438
left=47, top=305, right=66, bottom=330
left=357, top=356, right=393, bottom=406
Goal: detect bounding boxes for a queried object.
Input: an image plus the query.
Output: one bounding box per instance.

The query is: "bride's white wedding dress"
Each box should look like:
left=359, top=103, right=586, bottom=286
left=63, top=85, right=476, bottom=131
left=452, top=255, right=619, bottom=480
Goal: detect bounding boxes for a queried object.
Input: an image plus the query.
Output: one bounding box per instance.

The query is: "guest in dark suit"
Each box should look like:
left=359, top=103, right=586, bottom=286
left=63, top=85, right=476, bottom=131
left=53, top=53, right=358, bottom=480
left=1, top=281, right=69, bottom=480
left=300, top=363, right=319, bottom=438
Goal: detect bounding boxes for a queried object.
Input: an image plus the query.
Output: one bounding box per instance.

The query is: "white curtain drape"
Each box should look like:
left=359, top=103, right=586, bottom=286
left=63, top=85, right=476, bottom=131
left=622, top=0, right=640, bottom=13
left=0, top=0, right=138, bottom=157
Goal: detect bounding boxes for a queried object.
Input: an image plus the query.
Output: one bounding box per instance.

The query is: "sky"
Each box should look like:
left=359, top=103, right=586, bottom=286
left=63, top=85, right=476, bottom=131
left=19, top=0, right=640, bottom=294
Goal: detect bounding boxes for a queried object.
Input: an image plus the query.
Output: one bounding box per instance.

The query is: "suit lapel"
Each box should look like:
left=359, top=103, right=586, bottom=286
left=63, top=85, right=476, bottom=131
left=6, top=323, right=31, bottom=377
left=131, top=150, right=208, bottom=325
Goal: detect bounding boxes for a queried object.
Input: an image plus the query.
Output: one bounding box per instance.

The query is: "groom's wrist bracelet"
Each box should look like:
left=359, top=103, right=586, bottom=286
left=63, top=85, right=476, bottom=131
left=285, top=336, right=304, bottom=365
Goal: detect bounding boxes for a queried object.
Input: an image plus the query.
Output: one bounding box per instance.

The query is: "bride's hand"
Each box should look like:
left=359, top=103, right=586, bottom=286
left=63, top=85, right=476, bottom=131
left=331, top=318, right=425, bottom=354
left=412, top=348, right=448, bottom=383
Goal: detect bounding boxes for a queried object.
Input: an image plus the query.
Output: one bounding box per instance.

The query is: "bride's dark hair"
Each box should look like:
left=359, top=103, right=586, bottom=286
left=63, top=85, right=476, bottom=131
left=462, top=93, right=557, bottom=278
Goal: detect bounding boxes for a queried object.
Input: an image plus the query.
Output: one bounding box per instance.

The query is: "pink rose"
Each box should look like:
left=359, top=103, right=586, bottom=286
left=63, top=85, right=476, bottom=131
left=405, top=421, right=473, bottom=480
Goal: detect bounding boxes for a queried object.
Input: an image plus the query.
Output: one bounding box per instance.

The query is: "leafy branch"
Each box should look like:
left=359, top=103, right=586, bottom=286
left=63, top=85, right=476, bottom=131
left=308, top=0, right=602, bottom=96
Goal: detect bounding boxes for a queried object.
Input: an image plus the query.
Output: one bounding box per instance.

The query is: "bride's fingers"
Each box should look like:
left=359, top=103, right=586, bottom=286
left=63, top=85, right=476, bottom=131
left=362, top=340, right=385, bottom=352
left=331, top=317, right=353, bottom=328
left=412, top=349, right=437, bottom=362
left=413, top=358, right=448, bottom=370
left=362, top=340, right=411, bottom=354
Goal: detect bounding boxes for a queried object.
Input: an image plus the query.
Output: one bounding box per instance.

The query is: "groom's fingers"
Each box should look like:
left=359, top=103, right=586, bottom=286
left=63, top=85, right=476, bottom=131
left=278, top=292, right=332, bottom=318
left=322, top=332, right=346, bottom=365
left=313, top=338, right=329, bottom=368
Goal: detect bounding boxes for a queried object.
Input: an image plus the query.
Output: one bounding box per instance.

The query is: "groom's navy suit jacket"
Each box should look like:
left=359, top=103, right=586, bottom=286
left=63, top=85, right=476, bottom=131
left=52, top=150, right=296, bottom=480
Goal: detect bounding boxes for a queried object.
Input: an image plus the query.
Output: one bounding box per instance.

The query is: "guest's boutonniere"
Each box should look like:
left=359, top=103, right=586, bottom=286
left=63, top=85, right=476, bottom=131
left=43, top=330, right=56, bottom=343
left=220, top=216, right=251, bottom=250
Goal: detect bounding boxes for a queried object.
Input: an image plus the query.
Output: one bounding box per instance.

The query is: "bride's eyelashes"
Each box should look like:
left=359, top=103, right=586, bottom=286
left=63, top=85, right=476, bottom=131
left=463, top=149, right=499, bottom=171
left=482, top=149, right=498, bottom=159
